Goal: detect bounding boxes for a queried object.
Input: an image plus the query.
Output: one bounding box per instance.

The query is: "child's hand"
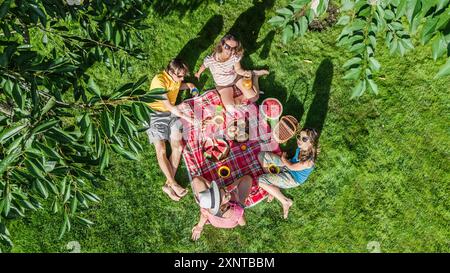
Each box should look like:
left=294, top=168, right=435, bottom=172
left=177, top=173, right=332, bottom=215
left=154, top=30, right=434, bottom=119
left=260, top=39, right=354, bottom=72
left=191, top=225, right=203, bottom=241
left=194, top=72, right=201, bottom=80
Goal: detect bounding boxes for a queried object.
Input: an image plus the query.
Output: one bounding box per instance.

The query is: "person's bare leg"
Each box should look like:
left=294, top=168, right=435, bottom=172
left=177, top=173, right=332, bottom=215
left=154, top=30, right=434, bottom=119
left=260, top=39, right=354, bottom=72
left=218, top=87, right=236, bottom=112
left=192, top=176, right=210, bottom=196
left=259, top=182, right=293, bottom=219
left=168, top=126, right=188, bottom=197
left=236, top=175, right=252, bottom=205
left=154, top=140, right=180, bottom=201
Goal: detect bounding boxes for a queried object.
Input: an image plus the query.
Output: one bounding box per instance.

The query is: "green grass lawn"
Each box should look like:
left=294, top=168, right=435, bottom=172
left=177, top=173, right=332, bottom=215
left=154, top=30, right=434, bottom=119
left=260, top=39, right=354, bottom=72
left=6, top=0, right=450, bottom=252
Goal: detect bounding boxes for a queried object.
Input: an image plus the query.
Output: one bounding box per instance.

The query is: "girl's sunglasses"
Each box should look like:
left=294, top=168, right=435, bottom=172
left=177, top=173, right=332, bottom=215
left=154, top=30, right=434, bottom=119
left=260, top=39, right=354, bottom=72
left=223, top=42, right=237, bottom=51
left=297, top=135, right=309, bottom=143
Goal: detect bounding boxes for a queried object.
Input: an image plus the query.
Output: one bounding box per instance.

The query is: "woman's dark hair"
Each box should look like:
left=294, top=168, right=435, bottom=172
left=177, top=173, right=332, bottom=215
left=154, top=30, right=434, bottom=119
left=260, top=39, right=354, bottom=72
left=298, top=128, right=319, bottom=163
left=165, top=58, right=189, bottom=75
left=213, top=34, right=244, bottom=57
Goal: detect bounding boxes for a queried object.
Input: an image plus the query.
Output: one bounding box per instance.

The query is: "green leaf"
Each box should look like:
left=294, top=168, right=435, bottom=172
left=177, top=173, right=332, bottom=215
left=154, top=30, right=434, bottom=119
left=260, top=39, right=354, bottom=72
left=343, top=57, right=362, bottom=69
left=111, top=144, right=138, bottom=160
left=0, top=0, right=12, bottom=20
left=368, top=57, right=381, bottom=72
left=101, top=110, right=113, bottom=137
left=46, top=128, right=76, bottom=143
left=431, top=33, right=447, bottom=61
left=420, top=17, right=438, bottom=44
left=114, top=29, right=121, bottom=45
left=367, top=79, right=379, bottom=95
left=41, top=97, right=56, bottom=116
left=35, top=179, right=48, bottom=199
left=132, top=75, right=149, bottom=91
left=29, top=4, right=47, bottom=27
left=32, top=119, right=59, bottom=134
left=76, top=216, right=94, bottom=226
left=349, top=43, right=365, bottom=54
left=351, top=80, right=366, bottom=98
left=114, top=106, right=122, bottom=134
left=105, top=21, right=112, bottom=40
left=63, top=183, right=71, bottom=204
left=12, top=83, right=24, bottom=110
left=87, top=77, right=101, bottom=97
left=6, top=135, right=24, bottom=154
left=58, top=212, right=68, bottom=239
left=25, top=159, right=46, bottom=180
left=52, top=198, right=59, bottom=213
left=70, top=195, right=78, bottom=215
left=282, top=24, right=294, bottom=44
left=395, top=0, right=408, bottom=19
left=0, top=153, right=19, bottom=176
left=99, top=146, right=109, bottom=174
left=0, top=124, right=27, bottom=144
left=337, top=15, right=350, bottom=26
left=343, top=68, right=361, bottom=80
left=277, top=7, right=294, bottom=16
left=435, top=57, right=450, bottom=78
left=299, top=16, right=308, bottom=37
left=84, top=123, right=94, bottom=144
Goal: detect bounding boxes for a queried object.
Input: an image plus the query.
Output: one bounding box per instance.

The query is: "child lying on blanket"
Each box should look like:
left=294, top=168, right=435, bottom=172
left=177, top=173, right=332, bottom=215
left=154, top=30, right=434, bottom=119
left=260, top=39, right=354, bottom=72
left=191, top=175, right=252, bottom=241
left=257, top=128, right=319, bottom=219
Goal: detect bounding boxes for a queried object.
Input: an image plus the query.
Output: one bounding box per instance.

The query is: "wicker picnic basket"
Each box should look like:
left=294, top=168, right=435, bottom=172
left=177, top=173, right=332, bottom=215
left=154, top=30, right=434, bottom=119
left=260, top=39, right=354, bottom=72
left=272, top=115, right=299, bottom=144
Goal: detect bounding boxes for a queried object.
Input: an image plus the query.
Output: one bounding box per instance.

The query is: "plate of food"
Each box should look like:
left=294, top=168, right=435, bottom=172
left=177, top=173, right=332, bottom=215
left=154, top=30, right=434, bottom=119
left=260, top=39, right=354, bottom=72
left=202, top=137, right=230, bottom=162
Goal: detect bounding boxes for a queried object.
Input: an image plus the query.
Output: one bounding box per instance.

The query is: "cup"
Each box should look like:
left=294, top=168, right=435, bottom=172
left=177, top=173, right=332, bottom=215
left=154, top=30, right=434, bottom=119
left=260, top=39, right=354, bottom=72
left=218, top=166, right=231, bottom=178
left=242, top=76, right=252, bottom=89
left=267, top=164, right=280, bottom=174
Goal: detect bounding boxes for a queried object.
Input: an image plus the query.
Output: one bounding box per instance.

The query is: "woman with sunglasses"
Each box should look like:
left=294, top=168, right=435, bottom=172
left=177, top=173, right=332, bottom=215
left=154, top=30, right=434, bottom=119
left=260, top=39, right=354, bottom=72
left=194, top=34, right=269, bottom=111
left=190, top=175, right=252, bottom=241
left=257, top=128, right=319, bottom=219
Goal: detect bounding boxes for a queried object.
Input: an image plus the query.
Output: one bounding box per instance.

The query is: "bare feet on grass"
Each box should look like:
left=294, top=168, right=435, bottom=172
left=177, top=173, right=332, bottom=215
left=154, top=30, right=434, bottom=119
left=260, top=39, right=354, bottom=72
left=170, top=182, right=188, bottom=198
left=282, top=198, right=293, bottom=219
left=162, top=184, right=180, bottom=201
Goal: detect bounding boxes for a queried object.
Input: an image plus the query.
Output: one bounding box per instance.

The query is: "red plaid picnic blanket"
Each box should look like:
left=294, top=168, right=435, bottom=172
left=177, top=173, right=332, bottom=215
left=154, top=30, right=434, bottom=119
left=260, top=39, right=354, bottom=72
left=178, top=89, right=280, bottom=207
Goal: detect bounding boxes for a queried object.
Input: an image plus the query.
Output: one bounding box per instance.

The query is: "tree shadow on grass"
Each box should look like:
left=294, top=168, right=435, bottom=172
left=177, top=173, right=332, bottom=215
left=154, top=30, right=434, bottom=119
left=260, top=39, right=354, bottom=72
left=176, top=14, right=224, bottom=91
left=303, top=59, right=333, bottom=140
left=150, top=0, right=207, bottom=18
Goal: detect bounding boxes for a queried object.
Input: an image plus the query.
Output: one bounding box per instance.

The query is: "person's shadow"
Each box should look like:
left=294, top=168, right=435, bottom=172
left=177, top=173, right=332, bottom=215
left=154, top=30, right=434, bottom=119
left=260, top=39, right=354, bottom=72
left=176, top=15, right=224, bottom=91
left=227, top=0, right=276, bottom=68
left=267, top=60, right=333, bottom=155
left=303, top=59, right=333, bottom=140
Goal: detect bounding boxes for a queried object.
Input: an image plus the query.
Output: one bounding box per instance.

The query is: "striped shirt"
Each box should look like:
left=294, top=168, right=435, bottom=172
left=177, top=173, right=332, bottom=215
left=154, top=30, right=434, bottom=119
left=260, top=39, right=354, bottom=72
left=203, top=54, right=242, bottom=86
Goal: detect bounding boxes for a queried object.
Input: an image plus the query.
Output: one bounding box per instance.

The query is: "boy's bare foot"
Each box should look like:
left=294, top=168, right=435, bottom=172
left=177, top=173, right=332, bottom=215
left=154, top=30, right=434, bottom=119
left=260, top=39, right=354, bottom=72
left=267, top=194, right=274, bottom=203
left=253, top=70, right=269, bottom=77
left=162, top=184, right=180, bottom=201
left=282, top=198, right=293, bottom=219
left=170, top=182, right=188, bottom=198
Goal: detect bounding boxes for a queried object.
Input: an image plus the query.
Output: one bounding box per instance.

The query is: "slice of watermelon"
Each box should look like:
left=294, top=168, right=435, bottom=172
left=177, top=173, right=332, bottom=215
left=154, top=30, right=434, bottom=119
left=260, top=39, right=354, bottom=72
left=203, top=138, right=214, bottom=149
left=216, top=143, right=227, bottom=153
left=216, top=139, right=227, bottom=147
left=212, top=149, right=222, bottom=161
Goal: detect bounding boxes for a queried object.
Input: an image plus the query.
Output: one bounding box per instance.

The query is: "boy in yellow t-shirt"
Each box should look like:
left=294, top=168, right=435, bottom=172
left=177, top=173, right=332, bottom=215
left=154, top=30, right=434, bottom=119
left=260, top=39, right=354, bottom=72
left=146, top=59, right=197, bottom=201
